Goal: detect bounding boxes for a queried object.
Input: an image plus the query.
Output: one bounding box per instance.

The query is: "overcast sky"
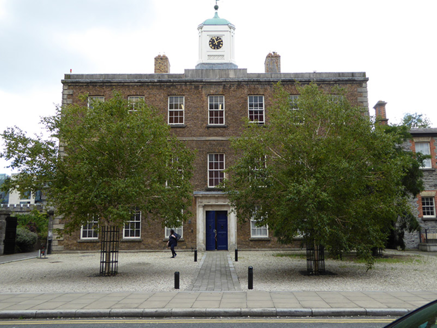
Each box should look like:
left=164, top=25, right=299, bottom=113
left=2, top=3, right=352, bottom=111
left=1, top=0, right=436, bottom=174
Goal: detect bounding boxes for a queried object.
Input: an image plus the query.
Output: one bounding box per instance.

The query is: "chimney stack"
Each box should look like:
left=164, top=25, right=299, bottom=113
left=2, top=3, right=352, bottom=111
left=264, top=52, right=281, bottom=73
left=154, top=54, right=170, bottom=74
left=373, top=101, right=388, bottom=125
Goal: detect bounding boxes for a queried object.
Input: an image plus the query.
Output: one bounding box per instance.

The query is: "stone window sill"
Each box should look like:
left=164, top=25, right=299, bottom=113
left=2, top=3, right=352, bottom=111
left=163, top=238, right=185, bottom=242
left=121, top=238, right=142, bottom=242
left=207, top=125, right=227, bottom=128
left=170, top=124, right=186, bottom=128
left=78, top=239, right=99, bottom=243
left=249, top=237, right=271, bottom=241
left=423, top=217, right=437, bottom=221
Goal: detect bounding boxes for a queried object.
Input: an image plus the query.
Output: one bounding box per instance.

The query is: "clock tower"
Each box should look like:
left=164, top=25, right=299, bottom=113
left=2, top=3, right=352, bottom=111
left=196, top=3, right=237, bottom=69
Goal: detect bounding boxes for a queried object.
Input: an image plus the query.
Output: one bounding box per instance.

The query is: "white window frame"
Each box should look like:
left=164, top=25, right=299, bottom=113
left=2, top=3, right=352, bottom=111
left=128, top=96, right=145, bottom=112
left=249, top=156, right=267, bottom=183
left=248, top=95, right=265, bottom=124
left=123, top=211, right=141, bottom=238
left=208, top=95, right=225, bottom=125
left=208, top=153, right=225, bottom=188
left=165, top=226, right=183, bottom=239
left=422, top=196, right=436, bottom=218
left=88, top=96, right=105, bottom=109
left=81, top=219, right=99, bottom=240
left=250, top=208, right=268, bottom=238
left=165, top=156, right=182, bottom=188
left=415, top=142, right=432, bottom=169
left=289, top=95, right=299, bottom=110
left=168, top=96, right=185, bottom=125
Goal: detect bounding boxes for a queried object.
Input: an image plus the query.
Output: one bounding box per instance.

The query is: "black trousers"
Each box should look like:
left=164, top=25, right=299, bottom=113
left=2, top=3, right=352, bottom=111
left=170, top=245, right=176, bottom=256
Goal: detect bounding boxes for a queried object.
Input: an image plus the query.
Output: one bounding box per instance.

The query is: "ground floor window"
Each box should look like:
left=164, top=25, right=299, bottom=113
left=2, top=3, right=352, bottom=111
left=81, top=219, right=99, bottom=239
left=165, top=226, right=183, bottom=239
left=250, top=219, right=268, bottom=238
left=123, top=211, right=141, bottom=238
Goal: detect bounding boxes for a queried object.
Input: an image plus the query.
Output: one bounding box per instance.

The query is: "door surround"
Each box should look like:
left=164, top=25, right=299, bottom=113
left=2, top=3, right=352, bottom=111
left=194, top=191, right=237, bottom=251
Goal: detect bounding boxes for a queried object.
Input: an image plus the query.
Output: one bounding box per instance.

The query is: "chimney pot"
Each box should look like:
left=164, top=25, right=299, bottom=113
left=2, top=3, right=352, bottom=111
left=154, top=54, right=170, bottom=74
left=265, top=52, right=281, bottom=73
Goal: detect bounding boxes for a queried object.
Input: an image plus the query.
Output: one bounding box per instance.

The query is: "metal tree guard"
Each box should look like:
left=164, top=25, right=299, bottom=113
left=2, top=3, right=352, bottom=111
left=306, top=243, right=325, bottom=275
left=100, top=226, right=119, bottom=276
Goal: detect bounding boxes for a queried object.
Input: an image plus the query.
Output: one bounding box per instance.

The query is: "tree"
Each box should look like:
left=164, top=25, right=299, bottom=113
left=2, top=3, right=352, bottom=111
left=1, top=92, right=195, bottom=258
left=224, top=83, right=419, bottom=269
left=401, top=113, right=431, bottom=129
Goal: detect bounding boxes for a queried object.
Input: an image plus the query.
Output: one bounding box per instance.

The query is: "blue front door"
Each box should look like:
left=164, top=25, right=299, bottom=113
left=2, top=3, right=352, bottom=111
left=205, top=211, right=228, bottom=251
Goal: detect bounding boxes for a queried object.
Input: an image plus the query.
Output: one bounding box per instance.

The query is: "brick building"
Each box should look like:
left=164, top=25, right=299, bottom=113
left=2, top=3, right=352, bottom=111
left=54, top=6, right=369, bottom=252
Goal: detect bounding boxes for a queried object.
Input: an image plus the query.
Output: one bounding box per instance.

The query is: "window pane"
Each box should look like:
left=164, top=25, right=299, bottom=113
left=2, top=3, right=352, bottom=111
left=208, top=153, right=225, bottom=187
left=168, top=96, right=184, bottom=124
left=124, top=211, right=141, bottom=238
left=208, top=95, right=225, bottom=125
left=422, top=197, right=436, bottom=217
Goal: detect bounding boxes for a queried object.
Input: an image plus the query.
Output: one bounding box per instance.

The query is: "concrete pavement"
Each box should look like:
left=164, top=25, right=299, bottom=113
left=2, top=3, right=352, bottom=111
left=1, top=251, right=436, bottom=319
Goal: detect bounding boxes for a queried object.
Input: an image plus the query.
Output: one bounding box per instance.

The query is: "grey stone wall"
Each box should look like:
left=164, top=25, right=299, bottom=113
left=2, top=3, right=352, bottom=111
left=403, top=134, right=437, bottom=249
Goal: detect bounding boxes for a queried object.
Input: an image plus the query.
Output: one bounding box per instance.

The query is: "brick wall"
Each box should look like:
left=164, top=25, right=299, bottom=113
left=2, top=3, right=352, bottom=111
left=59, top=72, right=368, bottom=251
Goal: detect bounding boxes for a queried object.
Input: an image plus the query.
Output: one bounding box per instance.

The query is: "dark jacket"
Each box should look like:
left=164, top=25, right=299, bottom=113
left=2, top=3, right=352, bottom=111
left=168, top=234, right=178, bottom=247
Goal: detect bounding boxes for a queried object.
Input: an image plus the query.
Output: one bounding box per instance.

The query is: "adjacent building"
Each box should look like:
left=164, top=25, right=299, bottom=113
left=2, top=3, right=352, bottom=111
left=374, top=101, right=437, bottom=250
left=54, top=6, right=369, bottom=252
left=406, top=128, right=437, bottom=250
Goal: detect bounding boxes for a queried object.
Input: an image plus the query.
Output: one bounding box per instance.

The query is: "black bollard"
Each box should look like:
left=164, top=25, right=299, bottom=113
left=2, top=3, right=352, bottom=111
left=175, top=272, right=180, bottom=289
left=248, top=266, right=253, bottom=290
left=235, top=249, right=238, bottom=262
left=194, top=249, right=197, bottom=262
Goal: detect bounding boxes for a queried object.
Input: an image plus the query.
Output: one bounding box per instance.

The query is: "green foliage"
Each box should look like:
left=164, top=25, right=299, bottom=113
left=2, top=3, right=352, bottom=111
left=224, top=83, right=419, bottom=268
left=16, top=210, right=49, bottom=240
left=15, top=227, right=38, bottom=253
left=401, top=112, right=432, bottom=129
left=1, top=92, right=195, bottom=234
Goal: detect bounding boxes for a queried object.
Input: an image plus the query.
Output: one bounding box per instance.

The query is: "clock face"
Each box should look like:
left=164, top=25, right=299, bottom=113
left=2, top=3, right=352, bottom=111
left=209, top=36, right=223, bottom=50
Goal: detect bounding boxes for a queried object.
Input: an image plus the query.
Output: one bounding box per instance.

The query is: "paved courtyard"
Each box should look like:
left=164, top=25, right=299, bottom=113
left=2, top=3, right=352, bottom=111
left=0, top=250, right=436, bottom=319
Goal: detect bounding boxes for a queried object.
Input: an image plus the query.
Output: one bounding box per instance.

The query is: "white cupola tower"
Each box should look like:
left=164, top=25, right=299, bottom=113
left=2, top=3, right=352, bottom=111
left=196, top=3, right=237, bottom=69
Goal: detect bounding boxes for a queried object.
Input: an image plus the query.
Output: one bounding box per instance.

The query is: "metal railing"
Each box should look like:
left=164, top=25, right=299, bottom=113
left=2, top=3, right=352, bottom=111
left=422, top=228, right=437, bottom=244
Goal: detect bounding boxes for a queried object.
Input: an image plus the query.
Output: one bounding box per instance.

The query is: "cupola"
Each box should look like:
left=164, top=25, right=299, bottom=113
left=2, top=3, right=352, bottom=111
left=195, top=3, right=237, bottom=69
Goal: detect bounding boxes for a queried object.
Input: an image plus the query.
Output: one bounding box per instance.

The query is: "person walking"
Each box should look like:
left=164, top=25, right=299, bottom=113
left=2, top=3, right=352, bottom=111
left=167, top=229, right=178, bottom=258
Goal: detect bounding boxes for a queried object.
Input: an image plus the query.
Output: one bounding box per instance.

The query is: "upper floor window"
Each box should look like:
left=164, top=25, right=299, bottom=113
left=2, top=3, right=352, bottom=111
left=415, top=142, right=432, bottom=168
left=123, top=211, right=141, bottom=238
left=250, top=156, right=267, bottom=182
left=166, top=156, right=183, bottom=188
left=208, top=153, right=225, bottom=188
left=422, top=196, right=436, bottom=218
left=128, top=96, right=145, bottom=112
left=248, top=96, right=265, bottom=123
left=208, top=95, right=225, bottom=125
left=289, top=95, right=299, bottom=110
left=329, top=95, right=343, bottom=104
left=168, top=96, right=184, bottom=125
left=81, top=218, right=99, bottom=240
left=88, top=96, right=105, bottom=109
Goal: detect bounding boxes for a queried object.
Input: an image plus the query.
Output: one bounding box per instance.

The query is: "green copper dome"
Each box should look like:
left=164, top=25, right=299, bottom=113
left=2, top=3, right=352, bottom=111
left=202, top=12, right=232, bottom=25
